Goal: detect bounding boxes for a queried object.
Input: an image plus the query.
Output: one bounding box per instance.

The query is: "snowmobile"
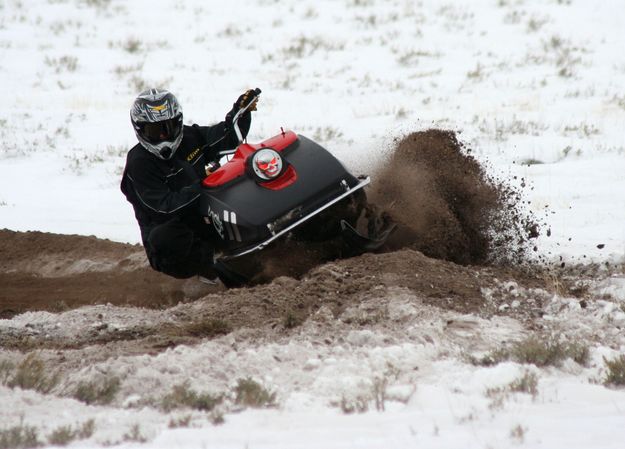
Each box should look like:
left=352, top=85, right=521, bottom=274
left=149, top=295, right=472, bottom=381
left=200, top=89, right=395, bottom=286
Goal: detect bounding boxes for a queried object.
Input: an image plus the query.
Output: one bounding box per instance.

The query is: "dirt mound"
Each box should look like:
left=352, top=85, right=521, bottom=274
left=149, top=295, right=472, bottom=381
left=0, top=229, right=549, bottom=353
left=370, top=129, right=538, bottom=265
left=0, top=227, right=607, bottom=355
left=0, top=229, right=222, bottom=319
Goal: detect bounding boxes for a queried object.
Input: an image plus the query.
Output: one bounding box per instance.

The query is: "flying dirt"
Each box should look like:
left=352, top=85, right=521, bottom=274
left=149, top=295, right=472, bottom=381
left=370, top=129, right=540, bottom=265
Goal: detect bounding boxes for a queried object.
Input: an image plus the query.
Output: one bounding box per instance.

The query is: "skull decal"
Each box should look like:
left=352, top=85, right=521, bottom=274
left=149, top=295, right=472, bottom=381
left=252, top=148, right=283, bottom=180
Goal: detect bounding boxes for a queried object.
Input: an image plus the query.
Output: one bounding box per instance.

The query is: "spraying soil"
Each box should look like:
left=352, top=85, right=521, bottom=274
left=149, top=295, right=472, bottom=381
left=370, top=129, right=539, bottom=265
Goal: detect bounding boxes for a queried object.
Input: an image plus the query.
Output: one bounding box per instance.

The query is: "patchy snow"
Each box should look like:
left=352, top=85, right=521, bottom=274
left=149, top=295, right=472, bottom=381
left=2, top=285, right=625, bottom=447
left=2, top=0, right=625, bottom=448
left=594, top=277, right=625, bottom=302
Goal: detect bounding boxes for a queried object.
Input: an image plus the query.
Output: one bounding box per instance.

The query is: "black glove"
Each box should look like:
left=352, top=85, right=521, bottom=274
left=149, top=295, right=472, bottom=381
left=234, top=88, right=261, bottom=112
left=225, top=88, right=260, bottom=138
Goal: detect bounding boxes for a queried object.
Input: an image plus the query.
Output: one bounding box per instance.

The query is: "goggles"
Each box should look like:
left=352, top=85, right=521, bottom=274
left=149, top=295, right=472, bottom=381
left=139, top=116, right=182, bottom=144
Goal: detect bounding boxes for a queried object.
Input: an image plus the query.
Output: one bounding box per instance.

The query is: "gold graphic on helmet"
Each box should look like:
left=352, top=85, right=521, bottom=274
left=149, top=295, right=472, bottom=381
left=150, top=104, right=167, bottom=111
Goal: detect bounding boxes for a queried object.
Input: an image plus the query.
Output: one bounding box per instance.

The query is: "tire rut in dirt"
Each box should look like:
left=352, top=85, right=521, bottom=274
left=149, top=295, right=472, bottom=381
left=0, top=229, right=222, bottom=318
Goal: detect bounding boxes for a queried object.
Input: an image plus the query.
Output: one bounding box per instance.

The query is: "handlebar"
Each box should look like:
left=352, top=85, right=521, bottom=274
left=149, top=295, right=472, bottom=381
left=232, top=87, right=261, bottom=144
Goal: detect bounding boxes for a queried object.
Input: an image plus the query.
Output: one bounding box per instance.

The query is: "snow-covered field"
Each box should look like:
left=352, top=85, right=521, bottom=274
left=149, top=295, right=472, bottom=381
left=1, top=0, right=625, bottom=448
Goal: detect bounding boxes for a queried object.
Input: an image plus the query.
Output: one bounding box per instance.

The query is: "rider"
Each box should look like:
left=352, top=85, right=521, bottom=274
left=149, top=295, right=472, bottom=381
left=121, top=88, right=258, bottom=279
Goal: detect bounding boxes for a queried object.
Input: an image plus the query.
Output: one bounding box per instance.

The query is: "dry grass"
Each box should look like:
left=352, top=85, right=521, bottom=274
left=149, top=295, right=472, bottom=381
left=339, top=395, right=369, bottom=414
left=0, top=422, right=40, bottom=449
left=2, top=419, right=93, bottom=448
left=508, top=371, right=539, bottom=397
left=122, top=38, right=142, bottom=53
left=372, top=376, right=388, bottom=411
left=6, top=354, right=59, bottom=394
left=47, top=426, right=74, bottom=446
left=472, top=336, right=589, bottom=368
left=603, top=355, right=625, bottom=386
left=510, top=424, right=527, bottom=443
left=73, top=376, right=121, bottom=405
left=168, top=415, right=192, bottom=429
left=0, top=360, right=15, bottom=384
left=542, top=270, right=565, bottom=296
left=486, top=370, right=539, bottom=411
left=209, top=410, right=225, bottom=425
left=234, top=378, right=276, bottom=408
left=122, top=424, right=146, bottom=443
left=512, top=337, right=589, bottom=367
left=466, top=348, right=510, bottom=367
left=161, top=382, right=222, bottom=412
left=334, top=364, right=403, bottom=414
left=44, top=55, right=78, bottom=73
left=46, top=421, right=94, bottom=447
left=83, top=0, right=111, bottom=8
left=181, top=318, right=231, bottom=338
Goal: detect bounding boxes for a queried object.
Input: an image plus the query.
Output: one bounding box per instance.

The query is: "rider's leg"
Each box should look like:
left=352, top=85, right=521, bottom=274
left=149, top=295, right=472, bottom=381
left=145, top=218, right=215, bottom=279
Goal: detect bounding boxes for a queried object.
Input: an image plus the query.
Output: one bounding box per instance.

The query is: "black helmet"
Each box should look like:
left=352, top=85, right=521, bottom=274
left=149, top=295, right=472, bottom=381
left=130, top=88, right=183, bottom=160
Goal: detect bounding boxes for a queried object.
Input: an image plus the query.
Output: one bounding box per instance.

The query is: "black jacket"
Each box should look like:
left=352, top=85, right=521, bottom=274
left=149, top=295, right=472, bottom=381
left=121, top=115, right=250, bottom=244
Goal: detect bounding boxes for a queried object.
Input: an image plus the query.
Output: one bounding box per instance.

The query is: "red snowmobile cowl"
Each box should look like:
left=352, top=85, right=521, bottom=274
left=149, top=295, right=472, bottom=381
left=202, top=130, right=298, bottom=188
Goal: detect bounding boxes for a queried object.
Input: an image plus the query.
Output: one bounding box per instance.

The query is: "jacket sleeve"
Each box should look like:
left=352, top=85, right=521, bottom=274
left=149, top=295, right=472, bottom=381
left=193, top=111, right=252, bottom=161
left=125, top=158, right=201, bottom=215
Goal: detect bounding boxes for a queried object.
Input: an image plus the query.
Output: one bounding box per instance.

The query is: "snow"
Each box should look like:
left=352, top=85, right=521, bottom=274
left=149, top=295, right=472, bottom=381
left=4, top=286, right=625, bottom=448
left=2, top=0, right=625, bottom=448
left=0, top=295, right=623, bottom=448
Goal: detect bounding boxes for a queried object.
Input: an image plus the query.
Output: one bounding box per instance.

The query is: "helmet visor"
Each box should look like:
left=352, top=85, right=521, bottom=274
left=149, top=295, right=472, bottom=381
left=139, top=116, right=182, bottom=144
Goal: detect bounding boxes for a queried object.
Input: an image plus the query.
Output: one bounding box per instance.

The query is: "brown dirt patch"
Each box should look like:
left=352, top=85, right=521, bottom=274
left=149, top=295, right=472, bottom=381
left=0, top=224, right=553, bottom=354
left=0, top=229, right=222, bottom=319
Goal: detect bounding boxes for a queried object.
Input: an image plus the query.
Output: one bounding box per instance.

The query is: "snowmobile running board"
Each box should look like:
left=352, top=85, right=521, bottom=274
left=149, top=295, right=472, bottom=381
left=219, top=176, right=371, bottom=261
